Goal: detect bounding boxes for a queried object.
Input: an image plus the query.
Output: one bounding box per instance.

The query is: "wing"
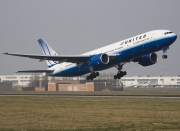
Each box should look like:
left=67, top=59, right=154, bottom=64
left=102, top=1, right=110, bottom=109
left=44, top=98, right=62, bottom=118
left=3, top=52, right=90, bottom=63
left=16, top=70, right=54, bottom=73
left=3, top=52, right=119, bottom=64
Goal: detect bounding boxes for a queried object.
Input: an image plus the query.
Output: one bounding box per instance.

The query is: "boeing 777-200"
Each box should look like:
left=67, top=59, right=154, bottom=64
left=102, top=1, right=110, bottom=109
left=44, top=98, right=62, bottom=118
left=3, top=30, right=177, bottom=80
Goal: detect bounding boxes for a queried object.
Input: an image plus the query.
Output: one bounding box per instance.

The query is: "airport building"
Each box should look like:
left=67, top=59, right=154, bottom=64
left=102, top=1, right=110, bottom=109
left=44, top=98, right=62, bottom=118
left=0, top=74, right=45, bottom=87
left=0, top=75, right=32, bottom=87
left=121, top=76, right=180, bottom=88
left=0, top=74, right=180, bottom=89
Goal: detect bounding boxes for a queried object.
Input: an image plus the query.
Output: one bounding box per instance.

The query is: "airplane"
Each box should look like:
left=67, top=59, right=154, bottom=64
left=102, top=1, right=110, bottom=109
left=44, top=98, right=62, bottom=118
left=3, top=30, right=177, bottom=80
left=130, top=80, right=152, bottom=88
left=140, top=80, right=152, bottom=87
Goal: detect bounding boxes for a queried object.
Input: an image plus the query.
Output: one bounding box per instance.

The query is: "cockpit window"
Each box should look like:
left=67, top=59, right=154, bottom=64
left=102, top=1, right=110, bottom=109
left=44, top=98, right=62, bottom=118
left=164, top=32, right=173, bottom=35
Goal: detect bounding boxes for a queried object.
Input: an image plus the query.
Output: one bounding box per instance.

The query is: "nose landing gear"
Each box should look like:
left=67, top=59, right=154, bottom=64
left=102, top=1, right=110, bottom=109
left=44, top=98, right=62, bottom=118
left=162, top=54, right=168, bottom=59
left=162, top=47, right=169, bottom=59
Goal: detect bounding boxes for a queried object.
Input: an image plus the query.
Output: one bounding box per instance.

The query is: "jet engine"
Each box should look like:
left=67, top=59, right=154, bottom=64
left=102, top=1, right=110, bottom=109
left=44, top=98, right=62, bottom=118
left=134, top=53, right=158, bottom=66
left=89, top=53, right=109, bottom=67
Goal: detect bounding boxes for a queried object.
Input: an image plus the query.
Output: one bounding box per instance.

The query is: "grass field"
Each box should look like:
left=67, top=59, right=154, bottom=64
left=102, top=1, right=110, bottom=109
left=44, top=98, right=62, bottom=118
left=0, top=96, right=180, bottom=130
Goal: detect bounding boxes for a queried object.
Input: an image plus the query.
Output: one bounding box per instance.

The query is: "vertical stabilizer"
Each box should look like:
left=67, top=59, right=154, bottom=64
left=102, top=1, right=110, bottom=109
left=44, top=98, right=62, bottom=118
left=38, top=38, right=58, bottom=68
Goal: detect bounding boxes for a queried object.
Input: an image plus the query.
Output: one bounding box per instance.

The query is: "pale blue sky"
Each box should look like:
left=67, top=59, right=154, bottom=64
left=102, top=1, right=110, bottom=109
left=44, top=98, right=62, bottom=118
left=0, top=0, right=180, bottom=76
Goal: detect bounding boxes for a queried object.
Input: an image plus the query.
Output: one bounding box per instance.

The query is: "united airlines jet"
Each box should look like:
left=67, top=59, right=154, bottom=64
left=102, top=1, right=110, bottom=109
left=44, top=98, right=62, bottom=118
left=3, top=30, right=177, bottom=80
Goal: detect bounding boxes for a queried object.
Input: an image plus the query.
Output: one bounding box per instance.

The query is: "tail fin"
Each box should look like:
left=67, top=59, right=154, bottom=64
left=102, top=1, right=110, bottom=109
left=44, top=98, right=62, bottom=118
left=38, top=38, right=58, bottom=68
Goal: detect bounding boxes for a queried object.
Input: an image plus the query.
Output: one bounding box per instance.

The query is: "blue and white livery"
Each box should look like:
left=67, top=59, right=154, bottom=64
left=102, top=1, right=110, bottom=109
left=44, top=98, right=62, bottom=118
left=3, top=30, right=177, bottom=80
left=38, top=38, right=58, bottom=68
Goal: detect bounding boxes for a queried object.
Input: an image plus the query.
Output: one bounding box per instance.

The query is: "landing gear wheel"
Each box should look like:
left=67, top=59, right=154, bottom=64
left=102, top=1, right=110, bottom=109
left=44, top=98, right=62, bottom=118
left=162, top=55, right=168, bottom=59
left=87, top=75, right=93, bottom=80
left=95, top=72, right=99, bottom=76
left=87, top=72, right=99, bottom=80
left=114, top=71, right=127, bottom=79
left=114, top=74, right=121, bottom=79
left=87, top=76, right=90, bottom=80
left=162, top=47, right=169, bottom=59
left=123, top=71, right=127, bottom=76
left=114, top=75, right=117, bottom=79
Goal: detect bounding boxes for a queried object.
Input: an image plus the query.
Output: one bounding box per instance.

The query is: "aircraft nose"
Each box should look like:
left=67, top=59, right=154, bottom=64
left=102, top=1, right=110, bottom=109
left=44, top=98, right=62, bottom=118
left=171, top=34, right=177, bottom=41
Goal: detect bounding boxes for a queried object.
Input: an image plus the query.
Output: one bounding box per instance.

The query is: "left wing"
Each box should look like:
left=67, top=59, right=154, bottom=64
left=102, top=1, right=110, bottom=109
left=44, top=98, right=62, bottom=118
left=3, top=52, right=90, bottom=63
left=16, top=70, right=54, bottom=73
left=3, top=52, right=119, bottom=64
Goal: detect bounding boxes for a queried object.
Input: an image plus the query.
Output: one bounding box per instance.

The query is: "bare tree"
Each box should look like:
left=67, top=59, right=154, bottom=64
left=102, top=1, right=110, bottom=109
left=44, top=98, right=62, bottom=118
left=41, top=76, right=49, bottom=88
left=29, top=74, right=40, bottom=87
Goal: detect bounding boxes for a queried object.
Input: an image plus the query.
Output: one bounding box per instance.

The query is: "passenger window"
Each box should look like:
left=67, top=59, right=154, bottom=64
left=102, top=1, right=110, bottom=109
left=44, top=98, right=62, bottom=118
left=129, top=39, right=131, bottom=43
left=143, top=34, right=146, bottom=38
left=139, top=36, right=142, bottom=39
left=125, top=41, right=128, bottom=44
left=136, top=37, right=138, bottom=40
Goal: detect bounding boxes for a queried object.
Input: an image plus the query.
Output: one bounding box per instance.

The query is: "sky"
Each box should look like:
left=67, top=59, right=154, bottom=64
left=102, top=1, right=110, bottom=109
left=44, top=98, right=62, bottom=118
left=0, top=0, right=180, bottom=76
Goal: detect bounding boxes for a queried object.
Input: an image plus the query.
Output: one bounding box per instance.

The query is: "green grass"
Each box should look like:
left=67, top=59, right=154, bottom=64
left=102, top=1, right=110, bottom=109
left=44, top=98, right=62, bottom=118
left=0, top=97, right=180, bottom=130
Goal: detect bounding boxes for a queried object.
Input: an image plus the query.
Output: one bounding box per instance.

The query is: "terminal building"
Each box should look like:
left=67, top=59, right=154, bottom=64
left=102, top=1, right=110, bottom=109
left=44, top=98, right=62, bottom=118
left=0, top=74, right=180, bottom=88
left=0, top=75, right=33, bottom=87
left=121, top=76, right=180, bottom=88
left=0, top=74, right=47, bottom=88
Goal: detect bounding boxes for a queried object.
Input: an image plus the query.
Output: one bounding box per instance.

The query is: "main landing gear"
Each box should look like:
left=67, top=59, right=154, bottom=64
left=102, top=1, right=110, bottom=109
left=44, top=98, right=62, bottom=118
left=162, top=47, right=169, bottom=59
left=114, top=65, right=127, bottom=79
left=114, top=71, right=127, bottom=79
left=87, top=72, right=99, bottom=80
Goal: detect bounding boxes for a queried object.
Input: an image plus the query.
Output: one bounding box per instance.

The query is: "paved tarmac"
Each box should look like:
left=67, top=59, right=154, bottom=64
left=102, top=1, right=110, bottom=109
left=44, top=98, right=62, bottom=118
left=0, top=94, right=180, bottom=98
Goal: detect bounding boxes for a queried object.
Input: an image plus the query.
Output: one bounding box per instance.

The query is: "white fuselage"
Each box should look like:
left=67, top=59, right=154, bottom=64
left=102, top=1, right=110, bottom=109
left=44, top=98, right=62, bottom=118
left=49, top=30, right=177, bottom=76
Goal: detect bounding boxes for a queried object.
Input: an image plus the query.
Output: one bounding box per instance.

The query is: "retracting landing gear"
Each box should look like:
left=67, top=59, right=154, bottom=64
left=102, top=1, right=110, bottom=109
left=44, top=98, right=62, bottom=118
left=87, top=72, right=99, bottom=80
left=162, top=47, right=169, bottom=59
left=114, top=64, right=127, bottom=79
left=162, top=54, right=167, bottom=59
left=114, top=71, right=127, bottom=79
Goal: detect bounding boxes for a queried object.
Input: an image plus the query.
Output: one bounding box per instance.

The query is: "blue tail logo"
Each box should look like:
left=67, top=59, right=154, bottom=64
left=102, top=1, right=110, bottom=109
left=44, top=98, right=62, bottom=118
left=38, top=38, right=58, bottom=68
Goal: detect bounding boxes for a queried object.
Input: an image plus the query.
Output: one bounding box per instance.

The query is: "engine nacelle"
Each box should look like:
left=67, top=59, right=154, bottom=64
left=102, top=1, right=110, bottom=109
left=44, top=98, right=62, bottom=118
left=137, top=53, right=158, bottom=66
left=89, top=53, right=109, bottom=67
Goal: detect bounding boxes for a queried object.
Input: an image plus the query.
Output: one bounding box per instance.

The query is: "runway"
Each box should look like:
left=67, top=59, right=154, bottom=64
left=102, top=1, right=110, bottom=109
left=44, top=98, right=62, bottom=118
left=0, top=94, right=180, bottom=98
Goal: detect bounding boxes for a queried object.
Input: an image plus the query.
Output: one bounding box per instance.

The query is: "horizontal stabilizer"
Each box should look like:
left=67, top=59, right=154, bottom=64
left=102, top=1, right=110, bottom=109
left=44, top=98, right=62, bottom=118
left=16, top=70, right=54, bottom=73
